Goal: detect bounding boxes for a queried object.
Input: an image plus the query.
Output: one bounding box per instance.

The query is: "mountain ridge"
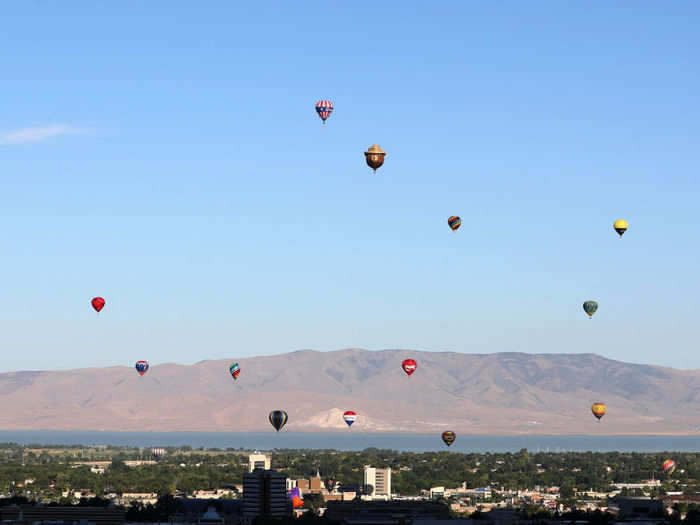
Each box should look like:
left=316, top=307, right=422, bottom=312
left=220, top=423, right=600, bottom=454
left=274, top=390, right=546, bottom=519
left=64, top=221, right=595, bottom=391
left=1, top=349, right=699, bottom=435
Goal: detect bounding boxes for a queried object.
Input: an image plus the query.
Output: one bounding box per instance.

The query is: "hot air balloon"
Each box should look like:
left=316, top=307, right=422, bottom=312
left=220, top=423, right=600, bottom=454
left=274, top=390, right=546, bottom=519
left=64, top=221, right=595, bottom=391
left=343, top=411, right=357, bottom=427
left=442, top=431, right=456, bottom=447
left=662, top=459, right=676, bottom=475
left=325, top=479, right=336, bottom=492
left=91, top=297, right=105, bottom=313
left=135, top=361, right=149, bottom=376
left=269, top=410, right=288, bottom=432
left=448, top=216, right=461, bottom=231
left=614, top=219, right=628, bottom=238
left=583, top=301, right=598, bottom=318
left=229, top=362, right=241, bottom=380
left=288, top=487, right=304, bottom=508
left=315, top=100, right=333, bottom=124
left=591, top=402, right=607, bottom=420
left=364, top=144, right=386, bottom=173
left=402, top=359, right=417, bottom=376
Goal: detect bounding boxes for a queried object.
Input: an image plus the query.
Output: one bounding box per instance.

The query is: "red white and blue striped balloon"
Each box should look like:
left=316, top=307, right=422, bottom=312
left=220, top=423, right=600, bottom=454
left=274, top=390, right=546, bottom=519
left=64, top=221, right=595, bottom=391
left=135, top=360, right=149, bottom=376
left=315, top=100, right=333, bottom=123
left=343, top=410, right=357, bottom=427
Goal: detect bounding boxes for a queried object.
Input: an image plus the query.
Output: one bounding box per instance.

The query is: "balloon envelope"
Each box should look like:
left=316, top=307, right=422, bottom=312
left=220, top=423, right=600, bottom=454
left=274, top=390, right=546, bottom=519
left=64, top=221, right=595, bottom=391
left=402, top=359, right=417, bottom=376
left=583, top=301, right=598, bottom=317
left=315, top=100, right=333, bottom=123
left=442, top=431, right=456, bottom=446
left=269, top=410, right=288, bottom=432
left=229, top=362, right=241, bottom=380
left=289, top=487, right=304, bottom=508
left=614, top=219, right=628, bottom=237
left=448, top=216, right=461, bottom=231
left=135, top=361, right=149, bottom=376
left=364, top=144, right=386, bottom=172
left=591, top=403, right=607, bottom=420
left=343, top=411, right=357, bottom=427
left=91, top=297, right=105, bottom=313
left=662, top=459, right=676, bottom=474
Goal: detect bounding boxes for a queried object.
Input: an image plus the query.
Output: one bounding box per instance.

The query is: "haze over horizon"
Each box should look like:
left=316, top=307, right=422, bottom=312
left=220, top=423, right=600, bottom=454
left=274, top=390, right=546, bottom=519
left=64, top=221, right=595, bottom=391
left=2, top=2, right=699, bottom=373
left=1, top=349, right=699, bottom=434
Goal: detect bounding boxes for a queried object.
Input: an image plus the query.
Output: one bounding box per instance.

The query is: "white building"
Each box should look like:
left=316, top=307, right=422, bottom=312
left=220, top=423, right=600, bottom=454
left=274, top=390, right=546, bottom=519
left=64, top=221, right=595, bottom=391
left=363, top=466, right=391, bottom=497
left=248, top=453, right=271, bottom=472
left=430, top=487, right=445, bottom=499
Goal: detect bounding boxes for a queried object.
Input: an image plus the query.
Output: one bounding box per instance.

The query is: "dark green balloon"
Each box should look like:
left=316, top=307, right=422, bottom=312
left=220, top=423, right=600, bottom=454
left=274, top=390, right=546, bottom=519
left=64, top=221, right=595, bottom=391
left=583, top=300, right=598, bottom=317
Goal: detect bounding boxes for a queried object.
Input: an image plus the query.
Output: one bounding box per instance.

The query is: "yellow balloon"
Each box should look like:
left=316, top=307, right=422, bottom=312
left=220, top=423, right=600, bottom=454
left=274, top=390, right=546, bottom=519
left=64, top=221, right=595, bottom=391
left=591, top=402, right=607, bottom=420
left=613, top=219, right=628, bottom=237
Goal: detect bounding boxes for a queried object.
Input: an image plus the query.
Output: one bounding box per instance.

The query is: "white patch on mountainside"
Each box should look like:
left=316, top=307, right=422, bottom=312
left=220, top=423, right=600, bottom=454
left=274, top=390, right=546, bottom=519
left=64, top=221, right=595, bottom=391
left=295, top=408, right=405, bottom=431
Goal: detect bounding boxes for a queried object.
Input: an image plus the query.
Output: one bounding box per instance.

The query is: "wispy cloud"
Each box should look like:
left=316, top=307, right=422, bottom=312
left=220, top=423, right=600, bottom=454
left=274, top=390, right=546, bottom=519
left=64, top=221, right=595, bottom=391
left=0, top=125, right=86, bottom=145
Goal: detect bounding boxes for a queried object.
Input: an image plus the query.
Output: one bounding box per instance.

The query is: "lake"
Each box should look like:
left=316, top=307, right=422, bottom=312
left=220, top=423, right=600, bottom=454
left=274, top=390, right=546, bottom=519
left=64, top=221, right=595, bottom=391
left=0, top=430, right=698, bottom=452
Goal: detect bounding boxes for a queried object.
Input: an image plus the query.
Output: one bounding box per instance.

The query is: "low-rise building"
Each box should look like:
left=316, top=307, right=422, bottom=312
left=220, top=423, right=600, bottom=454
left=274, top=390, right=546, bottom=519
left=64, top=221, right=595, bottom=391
left=120, top=492, right=158, bottom=505
left=0, top=505, right=125, bottom=525
left=198, top=505, right=224, bottom=525
left=324, top=500, right=450, bottom=524
left=193, top=489, right=235, bottom=500
left=607, top=496, right=664, bottom=519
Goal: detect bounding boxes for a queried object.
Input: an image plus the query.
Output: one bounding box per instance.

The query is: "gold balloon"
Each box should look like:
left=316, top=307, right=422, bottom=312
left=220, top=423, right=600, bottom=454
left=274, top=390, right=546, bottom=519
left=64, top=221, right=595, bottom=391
left=613, top=219, right=628, bottom=238
left=364, top=144, right=386, bottom=173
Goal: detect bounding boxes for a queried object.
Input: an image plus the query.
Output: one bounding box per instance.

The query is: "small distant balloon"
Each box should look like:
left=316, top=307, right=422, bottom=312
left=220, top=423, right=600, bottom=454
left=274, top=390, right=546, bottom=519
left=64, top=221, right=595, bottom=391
left=343, top=411, right=357, bottom=427
left=583, top=301, right=598, bottom=318
left=614, top=219, right=628, bottom=238
left=662, top=459, right=676, bottom=475
left=91, top=297, right=105, bottom=313
left=591, top=403, right=607, bottom=420
left=448, top=216, right=461, bottom=231
left=269, top=410, right=288, bottom=432
left=315, top=100, right=333, bottom=124
left=402, top=359, right=417, bottom=376
left=135, top=361, right=149, bottom=376
left=442, top=431, right=456, bottom=447
left=229, top=362, right=241, bottom=380
left=364, top=144, right=386, bottom=173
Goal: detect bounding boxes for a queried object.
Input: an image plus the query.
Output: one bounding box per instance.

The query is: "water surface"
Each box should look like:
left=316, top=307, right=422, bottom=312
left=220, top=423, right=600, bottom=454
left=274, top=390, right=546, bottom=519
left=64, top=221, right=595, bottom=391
left=0, top=430, right=698, bottom=452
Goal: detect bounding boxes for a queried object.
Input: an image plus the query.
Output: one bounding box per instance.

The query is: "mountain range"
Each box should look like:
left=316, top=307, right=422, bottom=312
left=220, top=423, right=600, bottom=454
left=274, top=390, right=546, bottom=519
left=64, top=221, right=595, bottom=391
left=1, top=349, right=699, bottom=435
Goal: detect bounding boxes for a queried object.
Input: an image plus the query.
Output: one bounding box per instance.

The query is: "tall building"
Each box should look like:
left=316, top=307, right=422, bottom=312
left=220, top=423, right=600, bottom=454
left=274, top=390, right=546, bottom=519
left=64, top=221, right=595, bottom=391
left=363, top=466, right=392, bottom=497
left=243, top=470, right=289, bottom=521
left=248, top=453, right=271, bottom=472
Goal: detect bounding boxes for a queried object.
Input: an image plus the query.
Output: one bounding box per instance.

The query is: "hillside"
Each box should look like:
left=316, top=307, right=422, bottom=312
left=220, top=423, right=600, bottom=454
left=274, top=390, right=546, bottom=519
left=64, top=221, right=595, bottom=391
left=1, top=349, right=699, bottom=434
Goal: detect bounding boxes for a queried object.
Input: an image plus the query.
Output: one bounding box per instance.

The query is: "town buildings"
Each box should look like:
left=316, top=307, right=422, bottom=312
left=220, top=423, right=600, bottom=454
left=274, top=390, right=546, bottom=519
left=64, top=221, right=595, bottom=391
left=247, top=453, right=270, bottom=472
left=0, top=505, right=125, bottom=525
left=363, top=466, right=391, bottom=498
left=242, top=469, right=289, bottom=522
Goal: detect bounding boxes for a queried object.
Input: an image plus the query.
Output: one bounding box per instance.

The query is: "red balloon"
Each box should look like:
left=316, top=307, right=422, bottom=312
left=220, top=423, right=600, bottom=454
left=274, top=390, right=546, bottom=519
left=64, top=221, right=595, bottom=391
left=402, top=358, right=417, bottom=376
left=91, top=297, right=105, bottom=313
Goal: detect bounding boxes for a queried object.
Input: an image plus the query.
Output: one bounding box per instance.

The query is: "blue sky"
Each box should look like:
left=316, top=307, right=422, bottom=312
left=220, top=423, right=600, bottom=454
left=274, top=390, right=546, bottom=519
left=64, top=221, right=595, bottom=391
left=1, top=2, right=699, bottom=371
